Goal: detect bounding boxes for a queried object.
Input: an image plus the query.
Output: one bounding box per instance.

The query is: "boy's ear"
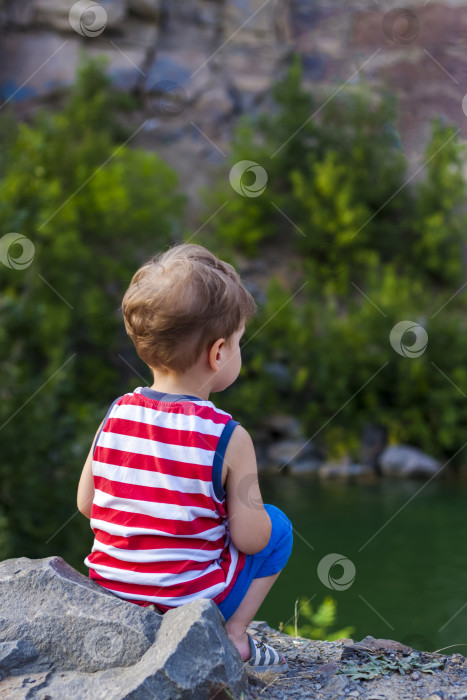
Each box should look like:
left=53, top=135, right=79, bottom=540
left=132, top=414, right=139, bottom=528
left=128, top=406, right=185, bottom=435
left=208, top=337, right=226, bottom=371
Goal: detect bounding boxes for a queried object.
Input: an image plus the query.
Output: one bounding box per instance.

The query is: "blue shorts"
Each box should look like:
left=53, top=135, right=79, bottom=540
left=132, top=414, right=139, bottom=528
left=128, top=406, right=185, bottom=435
left=216, top=503, right=293, bottom=622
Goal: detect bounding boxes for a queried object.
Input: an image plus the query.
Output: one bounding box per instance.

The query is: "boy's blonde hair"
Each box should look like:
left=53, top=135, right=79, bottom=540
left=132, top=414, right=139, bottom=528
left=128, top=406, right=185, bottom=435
left=122, top=243, right=257, bottom=373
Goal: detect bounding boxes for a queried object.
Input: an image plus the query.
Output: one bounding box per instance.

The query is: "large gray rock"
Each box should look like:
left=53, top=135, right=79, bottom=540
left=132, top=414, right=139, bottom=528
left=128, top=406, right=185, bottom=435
left=261, top=414, right=303, bottom=440
left=0, top=30, right=149, bottom=103
left=34, top=0, right=127, bottom=32
left=224, top=0, right=279, bottom=42
left=0, top=32, right=80, bottom=102
left=0, top=556, right=248, bottom=699
left=267, top=438, right=321, bottom=474
left=359, top=424, right=388, bottom=471
left=318, top=459, right=375, bottom=479
left=128, top=0, right=160, bottom=20
left=378, top=445, right=441, bottom=478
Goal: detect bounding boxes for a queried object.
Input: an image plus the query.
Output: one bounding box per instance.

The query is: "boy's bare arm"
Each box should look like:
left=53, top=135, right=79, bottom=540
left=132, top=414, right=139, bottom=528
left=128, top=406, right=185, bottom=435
left=77, top=420, right=104, bottom=519
left=224, top=425, right=272, bottom=555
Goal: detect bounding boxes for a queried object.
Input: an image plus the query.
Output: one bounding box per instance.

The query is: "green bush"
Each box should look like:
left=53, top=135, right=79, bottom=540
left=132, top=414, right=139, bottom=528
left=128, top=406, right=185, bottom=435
left=207, top=55, right=467, bottom=466
left=281, top=595, right=354, bottom=641
left=217, top=255, right=467, bottom=462
left=0, top=59, right=185, bottom=566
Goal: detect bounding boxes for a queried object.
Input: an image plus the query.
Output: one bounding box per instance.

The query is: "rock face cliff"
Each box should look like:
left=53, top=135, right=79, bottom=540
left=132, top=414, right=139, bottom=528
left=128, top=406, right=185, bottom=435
left=1, top=0, right=466, bottom=191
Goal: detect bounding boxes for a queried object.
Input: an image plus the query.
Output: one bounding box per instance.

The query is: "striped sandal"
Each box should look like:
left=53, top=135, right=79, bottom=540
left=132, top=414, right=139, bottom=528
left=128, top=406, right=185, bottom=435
left=244, top=633, right=289, bottom=673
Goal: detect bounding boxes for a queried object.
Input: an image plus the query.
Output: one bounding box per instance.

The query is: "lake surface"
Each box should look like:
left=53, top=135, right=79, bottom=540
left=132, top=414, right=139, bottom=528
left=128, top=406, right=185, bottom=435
left=256, top=474, right=467, bottom=654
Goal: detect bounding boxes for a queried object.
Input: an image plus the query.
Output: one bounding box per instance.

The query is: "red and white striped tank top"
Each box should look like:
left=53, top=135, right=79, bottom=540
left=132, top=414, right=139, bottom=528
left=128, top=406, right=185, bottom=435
left=84, top=386, right=246, bottom=611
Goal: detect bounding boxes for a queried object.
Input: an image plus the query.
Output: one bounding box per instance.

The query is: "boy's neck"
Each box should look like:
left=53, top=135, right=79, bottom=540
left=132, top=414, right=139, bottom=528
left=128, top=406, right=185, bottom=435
left=150, top=369, right=212, bottom=402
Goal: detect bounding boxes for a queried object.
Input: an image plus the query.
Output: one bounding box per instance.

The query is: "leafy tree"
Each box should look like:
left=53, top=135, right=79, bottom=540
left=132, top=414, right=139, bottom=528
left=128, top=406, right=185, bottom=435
left=209, top=54, right=467, bottom=466
left=0, top=59, right=185, bottom=566
left=412, top=118, right=467, bottom=287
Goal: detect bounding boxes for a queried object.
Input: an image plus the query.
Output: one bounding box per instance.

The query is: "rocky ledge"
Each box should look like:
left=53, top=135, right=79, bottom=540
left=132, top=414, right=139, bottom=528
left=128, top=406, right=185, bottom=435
left=245, top=623, right=467, bottom=700
left=1, top=556, right=466, bottom=700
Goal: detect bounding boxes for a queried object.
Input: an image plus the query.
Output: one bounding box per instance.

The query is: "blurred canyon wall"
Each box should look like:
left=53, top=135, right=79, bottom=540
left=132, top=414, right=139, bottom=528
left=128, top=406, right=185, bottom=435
left=1, top=0, right=466, bottom=207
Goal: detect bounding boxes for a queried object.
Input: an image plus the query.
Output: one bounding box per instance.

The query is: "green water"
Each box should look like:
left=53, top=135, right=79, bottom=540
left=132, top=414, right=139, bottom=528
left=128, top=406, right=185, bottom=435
left=256, top=474, right=467, bottom=654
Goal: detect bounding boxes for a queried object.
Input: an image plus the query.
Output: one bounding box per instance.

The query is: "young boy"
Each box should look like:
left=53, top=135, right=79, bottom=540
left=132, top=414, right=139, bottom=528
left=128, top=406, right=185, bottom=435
left=77, top=243, right=293, bottom=673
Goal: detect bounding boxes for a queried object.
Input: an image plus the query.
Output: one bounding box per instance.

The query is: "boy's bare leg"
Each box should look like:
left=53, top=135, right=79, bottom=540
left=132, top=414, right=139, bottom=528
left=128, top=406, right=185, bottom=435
left=224, top=571, right=282, bottom=661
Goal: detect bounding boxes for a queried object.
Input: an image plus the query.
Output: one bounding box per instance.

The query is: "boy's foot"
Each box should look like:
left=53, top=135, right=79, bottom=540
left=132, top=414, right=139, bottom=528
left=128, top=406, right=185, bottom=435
left=226, top=630, right=251, bottom=661
left=226, top=629, right=288, bottom=672
left=243, top=633, right=288, bottom=673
